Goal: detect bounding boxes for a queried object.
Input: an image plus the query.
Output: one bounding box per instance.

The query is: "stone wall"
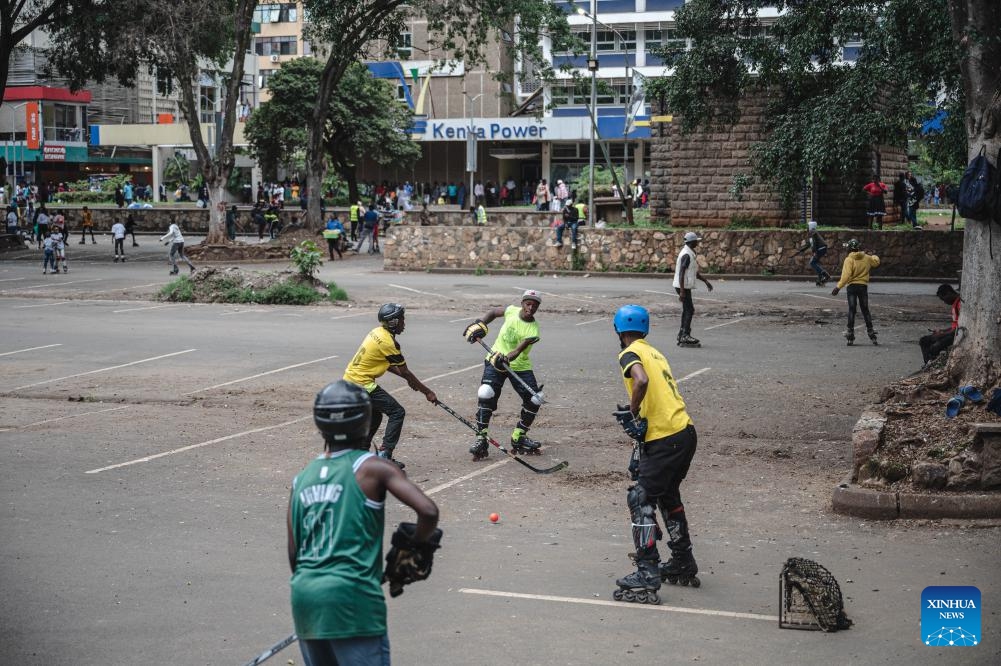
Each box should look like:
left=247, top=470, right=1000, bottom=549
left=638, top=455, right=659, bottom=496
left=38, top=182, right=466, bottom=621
left=384, top=226, right=964, bottom=277
left=647, top=90, right=909, bottom=228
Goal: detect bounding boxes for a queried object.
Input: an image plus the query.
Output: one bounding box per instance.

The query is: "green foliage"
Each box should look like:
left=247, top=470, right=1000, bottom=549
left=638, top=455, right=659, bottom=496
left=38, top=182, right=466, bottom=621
left=728, top=214, right=764, bottom=228
left=289, top=240, right=323, bottom=278
left=160, top=277, right=194, bottom=301
left=326, top=283, right=349, bottom=302
left=661, top=0, right=960, bottom=207
left=163, top=153, right=192, bottom=187
left=729, top=173, right=753, bottom=202
left=573, top=165, right=625, bottom=197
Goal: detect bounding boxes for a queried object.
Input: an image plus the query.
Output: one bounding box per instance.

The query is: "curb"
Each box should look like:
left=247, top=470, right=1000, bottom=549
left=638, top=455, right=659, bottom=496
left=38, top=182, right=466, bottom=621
left=832, top=480, right=1001, bottom=520
left=419, top=267, right=949, bottom=283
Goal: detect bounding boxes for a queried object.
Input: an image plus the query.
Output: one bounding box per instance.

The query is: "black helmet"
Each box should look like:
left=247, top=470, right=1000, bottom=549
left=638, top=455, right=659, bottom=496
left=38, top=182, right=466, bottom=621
left=846, top=239, right=861, bottom=251
left=313, top=380, right=371, bottom=447
left=378, top=302, right=405, bottom=334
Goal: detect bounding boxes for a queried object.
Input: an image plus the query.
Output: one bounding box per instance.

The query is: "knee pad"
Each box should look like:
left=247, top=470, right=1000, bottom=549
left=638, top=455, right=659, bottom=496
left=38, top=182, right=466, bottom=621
left=627, top=485, right=660, bottom=551
left=477, top=384, right=495, bottom=400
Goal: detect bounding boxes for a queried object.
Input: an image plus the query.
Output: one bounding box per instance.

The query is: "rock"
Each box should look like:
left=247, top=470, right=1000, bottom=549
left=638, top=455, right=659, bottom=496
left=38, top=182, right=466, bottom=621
left=911, top=461, right=948, bottom=490
left=851, top=413, right=885, bottom=481
left=946, top=452, right=982, bottom=490
left=978, top=430, right=1001, bottom=490
left=879, top=460, right=909, bottom=482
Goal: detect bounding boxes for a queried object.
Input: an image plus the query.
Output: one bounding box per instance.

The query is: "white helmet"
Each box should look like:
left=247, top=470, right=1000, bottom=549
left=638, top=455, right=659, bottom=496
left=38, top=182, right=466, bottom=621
left=683, top=232, right=702, bottom=244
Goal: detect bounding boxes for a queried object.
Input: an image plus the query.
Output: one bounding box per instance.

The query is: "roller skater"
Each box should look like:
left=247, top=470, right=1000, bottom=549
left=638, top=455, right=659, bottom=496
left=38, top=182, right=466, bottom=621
left=794, top=220, right=830, bottom=286
left=673, top=232, right=713, bottom=347
left=611, top=305, right=702, bottom=604
left=462, top=290, right=545, bottom=460
left=342, top=303, right=438, bottom=469
left=831, top=239, right=880, bottom=348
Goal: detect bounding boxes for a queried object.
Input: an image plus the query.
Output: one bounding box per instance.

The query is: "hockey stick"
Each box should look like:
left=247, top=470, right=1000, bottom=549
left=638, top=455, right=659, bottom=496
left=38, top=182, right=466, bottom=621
left=242, top=633, right=298, bottom=666
left=436, top=400, right=568, bottom=474
left=476, top=339, right=547, bottom=405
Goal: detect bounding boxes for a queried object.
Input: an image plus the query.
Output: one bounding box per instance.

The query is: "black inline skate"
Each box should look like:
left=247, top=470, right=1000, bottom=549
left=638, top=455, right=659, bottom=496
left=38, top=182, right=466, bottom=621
left=660, top=553, right=701, bottom=588
left=613, top=561, right=662, bottom=605
left=845, top=330, right=855, bottom=346
left=469, top=432, right=489, bottom=461
left=867, top=329, right=878, bottom=346
left=511, top=429, right=542, bottom=455
left=677, top=333, right=701, bottom=348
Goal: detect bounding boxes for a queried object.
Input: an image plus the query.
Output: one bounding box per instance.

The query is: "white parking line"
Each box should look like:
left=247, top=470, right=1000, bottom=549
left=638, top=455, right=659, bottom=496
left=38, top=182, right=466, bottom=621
left=458, top=588, right=778, bottom=622
left=13, top=349, right=197, bottom=391
left=678, top=367, right=711, bottom=382
left=425, top=459, right=512, bottom=495
left=513, top=286, right=594, bottom=304
left=576, top=317, right=608, bottom=326
left=184, top=355, right=340, bottom=395
left=796, top=291, right=908, bottom=313
left=331, top=311, right=373, bottom=320
left=219, top=309, right=267, bottom=316
left=0, top=277, right=26, bottom=282
left=388, top=364, right=482, bottom=394
left=84, top=416, right=310, bottom=474
left=644, top=289, right=726, bottom=303
left=11, top=301, right=73, bottom=309
left=113, top=304, right=178, bottom=313
left=88, top=282, right=164, bottom=295
left=704, top=318, right=745, bottom=331
left=449, top=316, right=474, bottom=323
left=21, top=278, right=105, bottom=290
left=0, top=405, right=129, bottom=433
left=388, top=283, right=450, bottom=299
left=0, top=343, right=62, bottom=357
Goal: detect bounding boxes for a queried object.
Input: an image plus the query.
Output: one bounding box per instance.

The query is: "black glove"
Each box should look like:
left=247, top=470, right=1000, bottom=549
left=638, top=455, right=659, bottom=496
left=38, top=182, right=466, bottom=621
left=382, top=522, right=444, bottom=598
left=614, top=405, right=647, bottom=442
left=628, top=444, right=640, bottom=481
left=488, top=351, right=509, bottom=372
left=463, top=319, right=488, bottom=343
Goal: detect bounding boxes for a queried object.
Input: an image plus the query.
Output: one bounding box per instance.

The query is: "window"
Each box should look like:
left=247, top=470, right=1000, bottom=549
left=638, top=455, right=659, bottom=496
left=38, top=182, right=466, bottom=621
left=254, top=3, right=297, bottom=24
left=665, top=28, right=687, bottom=49
left=397, top=84, right=411, bottom=102
left=395, top=32, right=413, bottom=59
left=255, top=36, right=298, bottom=56
left=259, top=69, right=276, bottom=89
left=596, top=30, right=617, bottom=52
left=645, top=29, right=663, bottom=52
left=618, top=30, right=636, bottom=53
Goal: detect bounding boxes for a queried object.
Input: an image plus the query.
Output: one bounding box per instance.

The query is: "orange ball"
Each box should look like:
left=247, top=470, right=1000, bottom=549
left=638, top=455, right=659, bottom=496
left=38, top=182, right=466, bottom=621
left=489, top=513, right=500, bottom=523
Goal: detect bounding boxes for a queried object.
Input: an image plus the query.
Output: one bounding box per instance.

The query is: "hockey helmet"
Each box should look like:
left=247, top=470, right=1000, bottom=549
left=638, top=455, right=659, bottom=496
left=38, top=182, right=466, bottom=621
left=846, top=238, right=861, bottom=251
left=378, top=302, right=406, bottom=333
left=313, top=380, right=371, bottom=447
left=613, top=304, right=650, bottom=336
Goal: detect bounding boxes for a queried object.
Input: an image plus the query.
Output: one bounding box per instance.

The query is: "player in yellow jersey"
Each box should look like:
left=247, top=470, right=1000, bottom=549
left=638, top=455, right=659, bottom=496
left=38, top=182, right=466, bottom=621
left=343, top=303, right=437, bottom=469
left=610, top=305, right=701, bottom=606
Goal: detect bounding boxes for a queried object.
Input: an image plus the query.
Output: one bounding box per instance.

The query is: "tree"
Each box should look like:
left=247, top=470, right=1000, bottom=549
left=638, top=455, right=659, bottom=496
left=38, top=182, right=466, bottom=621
left=945, top=0, right=1001, bottom=389
left=297, top=0, right=575, bottom=227
left=244, top=59, right=420, bottom=205
left=46, top=0, right=257, bottom=244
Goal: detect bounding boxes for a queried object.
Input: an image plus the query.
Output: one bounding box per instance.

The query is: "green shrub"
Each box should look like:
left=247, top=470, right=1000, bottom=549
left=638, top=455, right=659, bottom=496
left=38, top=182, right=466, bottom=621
left=728, top=214, right=764, bottom=229
left=290, top=240, right=323, bottom=277
left=160, top=277, right=194, bottom=301
left=326, top=282, right=349, bottom=302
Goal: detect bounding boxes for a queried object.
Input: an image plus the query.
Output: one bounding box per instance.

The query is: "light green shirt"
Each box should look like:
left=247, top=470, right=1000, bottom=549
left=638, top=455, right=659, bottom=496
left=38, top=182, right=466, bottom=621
left=489, top=305, right=540, bottom=372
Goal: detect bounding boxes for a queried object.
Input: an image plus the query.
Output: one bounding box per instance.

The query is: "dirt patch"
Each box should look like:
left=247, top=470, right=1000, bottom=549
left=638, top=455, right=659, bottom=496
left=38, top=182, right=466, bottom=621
left=157, top=265, right=344, bottom=304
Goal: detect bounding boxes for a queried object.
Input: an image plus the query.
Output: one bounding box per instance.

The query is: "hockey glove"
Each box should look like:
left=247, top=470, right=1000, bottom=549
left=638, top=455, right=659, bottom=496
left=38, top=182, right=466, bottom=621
left=382, top=522, right=444, bottom=598
left=614, top=405, right=648, bottom=442
left=488, top=351, right=509, bottom=372
left=463, top=319, right=488, bottom=343
left=628, top=444, right=640, bottom=481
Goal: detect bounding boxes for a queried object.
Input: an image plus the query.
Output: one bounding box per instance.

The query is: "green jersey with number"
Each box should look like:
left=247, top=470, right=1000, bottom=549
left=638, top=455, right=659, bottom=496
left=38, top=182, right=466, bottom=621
left=289, top=450, right=386, bottom=639
left=490, top=305, right=540, bottom=372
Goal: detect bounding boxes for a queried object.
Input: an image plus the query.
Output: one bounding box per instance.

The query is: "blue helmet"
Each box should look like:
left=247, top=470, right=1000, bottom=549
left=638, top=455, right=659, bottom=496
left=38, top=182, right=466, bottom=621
left=613, top=305, right=650, bottom=335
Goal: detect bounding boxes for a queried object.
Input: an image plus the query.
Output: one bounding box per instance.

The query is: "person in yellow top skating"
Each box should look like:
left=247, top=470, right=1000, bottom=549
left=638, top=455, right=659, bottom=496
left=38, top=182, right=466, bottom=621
left=831, top=239, right=881, bottom=345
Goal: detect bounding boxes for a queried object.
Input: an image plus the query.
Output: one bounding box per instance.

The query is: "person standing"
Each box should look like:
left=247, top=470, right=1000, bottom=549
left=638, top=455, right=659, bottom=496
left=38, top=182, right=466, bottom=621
left=904, top=171, right=924, bottom=229
left=794, top=220, right=831, bottom=285
left=342, top=304, right=438, bottom=469
left=124, top=213, right=139, bottom=246
left=349, top=201, right=364, bottom=242
left=534, top=179, right=550, bottom=211
left=919, top=284, right=960, bottom=365
left=672, top=232, right=714, bottom=348
left=289, top=380, right=441, bottom=666
left=461, top=290, right=545, bottom=459
left=470, top=203, right=487, bottom=225
left=50, top=225, right=67, bottom=273
left=34, top=206, right=50, bottom=249
left=42, top=233, right=56, bottom=274
left=160, top=219, right=196, bottom=275
left=610, top=304, right=701, bottom=605
left=831, top=238, right=880, bottom=345
left=354, top=208, right=379, bottom=254
left=320, top=216, right=346, bottom=260
left=225, top=205, right=239, bottom=241
left=862, top=176, right=888, bottom=229
left=554, top=179, right=570, bottom=210
left=79, top=205, right=96, bottom=244
left=111, top=218, right=127, bottom=262
left=123, top=180, right=134, bottom=206
left=114, top=186, right=125, bottom=209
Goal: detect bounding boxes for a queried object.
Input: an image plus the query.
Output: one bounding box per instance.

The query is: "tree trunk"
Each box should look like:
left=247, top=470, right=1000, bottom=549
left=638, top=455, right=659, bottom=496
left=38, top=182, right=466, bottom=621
left=346, top=170, right=359, bottom=207
left=204, top=187, right=228, bottom=244
left=946, top=0, right=1001, bottom=389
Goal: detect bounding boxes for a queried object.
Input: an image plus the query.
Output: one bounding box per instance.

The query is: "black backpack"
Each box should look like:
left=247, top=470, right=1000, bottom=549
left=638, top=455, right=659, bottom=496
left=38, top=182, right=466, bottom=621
left=957, top=145, right=999, bottom=221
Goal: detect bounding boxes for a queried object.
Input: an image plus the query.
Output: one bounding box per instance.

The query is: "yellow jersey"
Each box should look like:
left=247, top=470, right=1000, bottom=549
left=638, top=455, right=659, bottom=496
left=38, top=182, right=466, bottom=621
left=343, top=326, right=405, bottom=392
left=618, top=338, right=692, bottom=441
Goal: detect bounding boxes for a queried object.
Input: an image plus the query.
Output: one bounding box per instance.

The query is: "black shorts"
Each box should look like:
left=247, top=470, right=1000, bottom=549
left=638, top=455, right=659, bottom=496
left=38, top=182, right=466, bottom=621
left=638, top=424, right=697, bottom=498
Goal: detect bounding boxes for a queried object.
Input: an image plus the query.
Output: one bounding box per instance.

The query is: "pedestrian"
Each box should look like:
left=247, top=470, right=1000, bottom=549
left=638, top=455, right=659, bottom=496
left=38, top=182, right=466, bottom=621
left=124, top=213, right=139, bottom=246
left=672, top=232, right=714, bottom=348
left=50, top=225, right=67, bottom=273
left=610, top=304, right=702, bottom=605
left=6, top=204, right=20, bottom=236
left=114, top=186, right=125, bottom=209
left=555, top=197, right=586, bottom=249
left=160, top=219, right=196, bottom=275
left=534, top=179, right=550, bottom=211
left=225, top=205, right=238, bottom=241
left=349, top=201, right=364, bottom=242
left=41, top=233, right=56, bottom=274
left=354, top=207, right=379, bottom=254
left=904, top=171, right=924, bottom=229
left=554, top=179, right=569, bottom=209
left=919, top=284, right=961, bottom=366
left=111, top=218, right=127, bottom=262
left=79, top=205, right=96, bottom=244
left=862, top=175, right=888, bottom=229
left=794, top=220, right=831, bottom=285
left=470, top=203, right=487, bottom=225
left=461, top=290, right=545, bottom=460
left=289, top=380, right=441, bottom=666
left=124, top=180, right=134, bottom=206
left=831, top=238, right=880, bottom=345
left=320, top=215, right=346, bottom=260
left=35, top=205, right=50, bottom=249
left=342, top=304, right=438, bottom=468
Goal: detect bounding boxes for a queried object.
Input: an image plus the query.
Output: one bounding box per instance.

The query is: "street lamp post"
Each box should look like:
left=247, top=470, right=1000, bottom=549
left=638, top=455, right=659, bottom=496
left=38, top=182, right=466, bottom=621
left=10, top=102, right=29, bottom=184
left=464, top=92, right=483, bottom=207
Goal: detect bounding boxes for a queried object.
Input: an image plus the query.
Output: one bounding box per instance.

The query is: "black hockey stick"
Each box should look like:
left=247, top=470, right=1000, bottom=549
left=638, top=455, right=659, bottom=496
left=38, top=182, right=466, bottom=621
left=242, top=633, right=298, bottom=666
left=476, top=339, right=547, bottom=405
left=436, top=400, right=568, bottom=474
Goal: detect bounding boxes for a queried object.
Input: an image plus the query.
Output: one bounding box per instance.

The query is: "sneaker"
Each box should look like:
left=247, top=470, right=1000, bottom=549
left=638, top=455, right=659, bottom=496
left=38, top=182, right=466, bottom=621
left=91, top=240, right=97, bottom=244
left=78, top=241, right=86, bottom=245
left=377, top=448, right=405, bottom=469
left=132, top=242, right=139, bottom=247
left=113, top=257, right=119, bottom=263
